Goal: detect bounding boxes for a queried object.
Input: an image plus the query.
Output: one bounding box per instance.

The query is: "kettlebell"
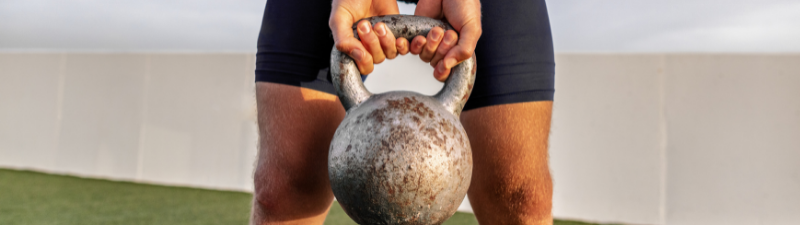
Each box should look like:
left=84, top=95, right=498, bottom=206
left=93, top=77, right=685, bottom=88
left=329, top=15, right=476, bottom=225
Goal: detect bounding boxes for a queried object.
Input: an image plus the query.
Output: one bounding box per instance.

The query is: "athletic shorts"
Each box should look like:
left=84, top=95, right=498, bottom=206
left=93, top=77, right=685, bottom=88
left=255, top=0, right=555, bottom=111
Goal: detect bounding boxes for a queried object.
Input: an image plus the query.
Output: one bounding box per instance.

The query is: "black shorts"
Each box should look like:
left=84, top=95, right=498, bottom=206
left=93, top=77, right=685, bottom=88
left=255, top=0, right=555, bottom=111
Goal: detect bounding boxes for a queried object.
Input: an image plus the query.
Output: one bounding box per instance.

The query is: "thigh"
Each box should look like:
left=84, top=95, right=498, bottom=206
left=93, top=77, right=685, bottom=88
left=253, top=82, right=345, bottom=216
left=461, top=101, right=553, bottom=224
left=466, top=0, right=555, bottom=111
left=255, top=0, right=337, bottom=94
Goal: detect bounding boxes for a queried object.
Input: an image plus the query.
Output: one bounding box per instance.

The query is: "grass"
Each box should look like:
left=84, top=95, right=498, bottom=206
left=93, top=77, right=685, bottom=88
left=0, top=169, right=611, bottom=225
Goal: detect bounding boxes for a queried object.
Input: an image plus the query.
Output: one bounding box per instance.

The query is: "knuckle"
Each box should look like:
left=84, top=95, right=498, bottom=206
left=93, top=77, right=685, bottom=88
left=383, top=43, right=395, bottom=52
left=360, top=33, right=374, bottom=41
left=458, top=47, right=474, bottom=59
left=425, top=42, right=437, bottom=51
left=382, top=38, right=394, bottom=47
left=334, top=42, right=348, bottom=51
left=437, top=45, right=450, bottom=54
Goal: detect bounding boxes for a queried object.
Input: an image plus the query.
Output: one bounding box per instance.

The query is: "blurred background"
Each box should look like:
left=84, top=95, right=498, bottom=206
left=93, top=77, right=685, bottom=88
left=1, top=0, right=799, bottom=224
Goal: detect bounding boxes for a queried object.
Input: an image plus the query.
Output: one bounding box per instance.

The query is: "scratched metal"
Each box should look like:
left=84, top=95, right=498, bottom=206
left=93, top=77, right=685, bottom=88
left=329, top=15, right=476, bottom=225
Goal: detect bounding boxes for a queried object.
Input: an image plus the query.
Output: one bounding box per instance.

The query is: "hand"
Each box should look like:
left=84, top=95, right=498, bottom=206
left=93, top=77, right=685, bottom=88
left=411, top=0, right=482, bottom=81
left=330, top=0, right=411, bottom=75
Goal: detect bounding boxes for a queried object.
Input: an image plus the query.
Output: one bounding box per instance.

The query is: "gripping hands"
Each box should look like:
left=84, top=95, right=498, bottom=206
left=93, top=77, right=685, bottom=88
left=329, top=0, right=481, bottom=81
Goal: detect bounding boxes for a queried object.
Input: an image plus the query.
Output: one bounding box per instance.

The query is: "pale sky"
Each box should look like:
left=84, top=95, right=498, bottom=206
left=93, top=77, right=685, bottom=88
left=1, top=0, right=798, bottom=52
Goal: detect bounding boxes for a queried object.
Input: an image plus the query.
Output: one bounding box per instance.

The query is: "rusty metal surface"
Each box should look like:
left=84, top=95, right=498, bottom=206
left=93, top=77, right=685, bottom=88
left=329, top=94, right=472, bottom=224
left=329, top=15, right=476, bottom=224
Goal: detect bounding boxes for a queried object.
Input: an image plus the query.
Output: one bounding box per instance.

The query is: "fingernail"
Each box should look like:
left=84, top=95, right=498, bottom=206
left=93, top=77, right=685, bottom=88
left=351, top=49, right=363, bottom=61
left=444, top=58, right=457, bottom=68
left=358, top=22, right=371, bottom=34
left=437, top=61, right=447, bottom=74
left=375, top=24, right=386, bottom=37
left=431, top=31, right=441, bottom=40
left=444, top=34, right=456, bottom=45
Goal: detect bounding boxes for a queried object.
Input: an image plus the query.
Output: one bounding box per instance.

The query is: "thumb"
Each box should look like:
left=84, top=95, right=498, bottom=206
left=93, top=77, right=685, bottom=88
left=330, top=9, right=374, bottom=74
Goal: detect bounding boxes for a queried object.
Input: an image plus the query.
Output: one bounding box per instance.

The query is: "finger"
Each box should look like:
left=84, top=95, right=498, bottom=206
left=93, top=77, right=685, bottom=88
left=373, top=22, right=398, bottom=60
left=409, top=36, right=426, bottom=55
left=434, top=60, right=451, bottom=82
left=429, top=30, right=458, bottom=67
left=335, top=38, right=373, bottom=75
left=356, top=20, right=386, bottom=65
left=330, top=9, right=374, bottom=74
left=396, top=37, right=409, bottom=55
left=437, top=19, right=482, bottom=80
left=419, top=27, right=444, bottom=63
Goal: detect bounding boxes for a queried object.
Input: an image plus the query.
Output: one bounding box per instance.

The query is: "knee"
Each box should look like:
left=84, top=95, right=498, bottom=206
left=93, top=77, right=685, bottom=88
left=473, top=172, right=553, bottom=222
left=252, top=163, right=333, bottom=213
left=501, top=177, right=553, bottom=221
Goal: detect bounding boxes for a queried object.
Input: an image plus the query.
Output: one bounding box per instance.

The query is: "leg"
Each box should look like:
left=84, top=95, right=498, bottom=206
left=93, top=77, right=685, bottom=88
left=461, top=101, right=554, bottom=225
left=250, top=82, right=346, bottom=225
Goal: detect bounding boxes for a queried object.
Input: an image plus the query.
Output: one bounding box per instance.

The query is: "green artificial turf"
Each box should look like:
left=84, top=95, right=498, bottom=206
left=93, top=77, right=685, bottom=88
left=0, top=169, right=611, bottom=225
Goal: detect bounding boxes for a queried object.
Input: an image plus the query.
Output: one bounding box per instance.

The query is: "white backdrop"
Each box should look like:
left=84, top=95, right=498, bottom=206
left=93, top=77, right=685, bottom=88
left=1, top=53, right=798, bottom=224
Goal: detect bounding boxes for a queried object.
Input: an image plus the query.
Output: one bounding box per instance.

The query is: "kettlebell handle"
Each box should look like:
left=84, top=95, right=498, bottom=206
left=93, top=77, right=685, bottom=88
left=330, top=15, right=476, bottom=117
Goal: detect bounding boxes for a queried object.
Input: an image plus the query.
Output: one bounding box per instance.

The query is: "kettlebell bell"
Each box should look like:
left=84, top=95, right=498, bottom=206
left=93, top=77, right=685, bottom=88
left=329, top=15, right=476, bottom=225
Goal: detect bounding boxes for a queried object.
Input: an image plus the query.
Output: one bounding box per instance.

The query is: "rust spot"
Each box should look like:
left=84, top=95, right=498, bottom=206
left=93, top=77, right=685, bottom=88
left=368, top=108, right=386, bottom=124
left=381, top=140, right=390, bottom=148
left=332, top=93, right=470, bottom=222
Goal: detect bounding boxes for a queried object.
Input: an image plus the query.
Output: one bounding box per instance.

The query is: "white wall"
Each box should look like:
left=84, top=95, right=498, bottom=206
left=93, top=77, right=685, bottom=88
left=550, top=54, right=666, bottom=224
left=663, top=55, right=800, bottom=225
left=1, top=52, right=799, bottom=224
left=0, top=53, right=258, bottom=191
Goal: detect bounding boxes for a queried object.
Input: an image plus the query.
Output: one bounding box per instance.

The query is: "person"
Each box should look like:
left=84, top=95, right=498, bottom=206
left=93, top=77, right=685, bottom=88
left=250, top=0, right=555, bottom=224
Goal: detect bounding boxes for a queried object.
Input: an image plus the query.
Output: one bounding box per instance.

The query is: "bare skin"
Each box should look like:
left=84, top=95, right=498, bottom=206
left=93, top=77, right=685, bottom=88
left=253, top=0, right=552, bottom=224
left=330, top=0, right=481, bottom=80
left=250, top=83, right=554, bottom=225
left=251, top=83, right=345, bottom=225
left=461, top=101, right=554, bottom=225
